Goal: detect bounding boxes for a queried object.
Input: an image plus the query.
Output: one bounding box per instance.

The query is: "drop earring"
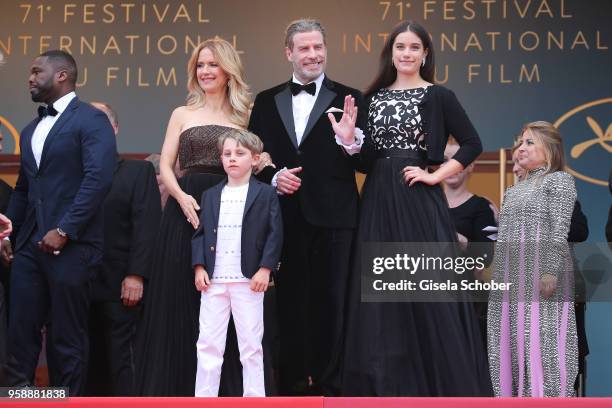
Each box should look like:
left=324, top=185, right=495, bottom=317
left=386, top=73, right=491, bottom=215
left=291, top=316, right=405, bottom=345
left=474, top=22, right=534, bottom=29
left=421, top=58, right=426, bottom=67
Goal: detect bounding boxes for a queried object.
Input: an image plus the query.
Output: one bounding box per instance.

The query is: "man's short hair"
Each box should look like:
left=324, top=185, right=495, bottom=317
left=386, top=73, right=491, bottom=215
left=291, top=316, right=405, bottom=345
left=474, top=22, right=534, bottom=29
left=217, top=130, right=263, bottom=156
left=91, top=101, right=119, bottom=128
left=39, top=50, right=78, bottom=85
left=284, top=19, right=326, bottom=49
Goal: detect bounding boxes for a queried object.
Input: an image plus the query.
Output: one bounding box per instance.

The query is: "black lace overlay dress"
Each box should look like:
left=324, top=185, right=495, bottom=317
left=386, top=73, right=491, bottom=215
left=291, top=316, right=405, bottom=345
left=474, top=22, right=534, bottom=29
left=341, top=88, right=492, bottom=396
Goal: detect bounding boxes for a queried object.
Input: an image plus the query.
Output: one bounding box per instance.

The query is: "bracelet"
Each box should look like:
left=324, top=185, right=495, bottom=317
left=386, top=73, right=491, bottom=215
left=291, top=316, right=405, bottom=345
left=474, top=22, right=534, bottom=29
left=56, top=227, right=67, bottom=238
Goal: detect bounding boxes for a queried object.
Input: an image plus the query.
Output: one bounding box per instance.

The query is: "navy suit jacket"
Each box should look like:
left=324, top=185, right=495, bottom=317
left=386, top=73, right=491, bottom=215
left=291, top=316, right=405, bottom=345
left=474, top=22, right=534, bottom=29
left=191, top=177, right=283, bottom=279
left=7, top=96, right=116, bottom=252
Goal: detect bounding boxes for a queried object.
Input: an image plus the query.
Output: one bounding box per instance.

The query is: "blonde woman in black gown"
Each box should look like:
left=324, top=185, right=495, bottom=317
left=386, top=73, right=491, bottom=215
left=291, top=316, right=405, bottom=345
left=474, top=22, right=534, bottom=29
left=135, top=39, right=260, bottom=396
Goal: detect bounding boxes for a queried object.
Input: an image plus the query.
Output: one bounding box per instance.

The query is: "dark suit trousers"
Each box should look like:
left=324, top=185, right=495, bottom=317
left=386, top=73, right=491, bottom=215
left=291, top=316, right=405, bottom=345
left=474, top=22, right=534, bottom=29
left=7, top=240, right=99, bottom=395
left=86, top=302, right=140, bottom=396
left=276, top=211, right=353, bottom=395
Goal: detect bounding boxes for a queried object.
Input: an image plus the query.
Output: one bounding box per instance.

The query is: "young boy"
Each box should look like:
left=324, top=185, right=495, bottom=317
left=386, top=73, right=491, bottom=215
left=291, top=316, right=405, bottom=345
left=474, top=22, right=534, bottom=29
left=191, top=130, right=282, bottom=397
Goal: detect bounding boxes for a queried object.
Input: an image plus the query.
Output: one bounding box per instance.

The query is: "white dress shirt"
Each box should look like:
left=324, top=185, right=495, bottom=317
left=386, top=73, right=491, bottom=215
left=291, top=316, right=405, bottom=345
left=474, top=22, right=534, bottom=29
left=291, top=73, right=325, bottom=146
left=31, top=91, right=76, bottom=168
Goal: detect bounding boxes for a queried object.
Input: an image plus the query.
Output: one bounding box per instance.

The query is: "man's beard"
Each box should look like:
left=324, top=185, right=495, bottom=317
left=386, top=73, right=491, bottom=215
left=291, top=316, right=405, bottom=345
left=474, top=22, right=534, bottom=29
left=30, top=80, right=53, bottom=103
left=294, top=61, right=325, bottom=83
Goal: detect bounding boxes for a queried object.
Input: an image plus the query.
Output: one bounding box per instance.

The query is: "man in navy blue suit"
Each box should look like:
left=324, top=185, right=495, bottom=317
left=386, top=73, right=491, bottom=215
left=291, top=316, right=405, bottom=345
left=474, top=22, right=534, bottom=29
left=2, top=50, right=116, bottom=394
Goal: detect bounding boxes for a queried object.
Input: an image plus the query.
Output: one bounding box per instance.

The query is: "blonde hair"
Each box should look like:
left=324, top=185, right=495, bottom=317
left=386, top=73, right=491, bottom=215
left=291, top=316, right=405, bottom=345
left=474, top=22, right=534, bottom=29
left=520, top=121, right=565, bottom=175
left=186, top=38, right=251, bottom=128
left=217, top=129, right=263, bottom=156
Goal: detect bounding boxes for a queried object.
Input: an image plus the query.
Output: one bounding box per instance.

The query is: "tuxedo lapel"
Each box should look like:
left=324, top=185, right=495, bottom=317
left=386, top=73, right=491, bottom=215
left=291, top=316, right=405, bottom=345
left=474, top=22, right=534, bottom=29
left=300, top=77, right=336, bottom=146
left=274, top=85, right=298, bottom=150
left=39, top=97, right=79, bottom=170
left=243, top=179, right=262, bottom=219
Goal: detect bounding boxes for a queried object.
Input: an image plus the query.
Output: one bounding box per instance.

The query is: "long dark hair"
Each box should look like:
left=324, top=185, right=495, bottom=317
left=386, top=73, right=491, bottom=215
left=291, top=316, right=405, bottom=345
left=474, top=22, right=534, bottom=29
left=365, top=21, right=435, bottom=97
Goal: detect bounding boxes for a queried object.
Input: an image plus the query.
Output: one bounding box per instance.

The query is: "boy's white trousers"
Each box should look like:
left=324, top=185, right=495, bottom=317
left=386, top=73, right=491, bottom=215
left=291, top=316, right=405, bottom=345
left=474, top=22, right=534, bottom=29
left=195, top=282, right=265, bottom=397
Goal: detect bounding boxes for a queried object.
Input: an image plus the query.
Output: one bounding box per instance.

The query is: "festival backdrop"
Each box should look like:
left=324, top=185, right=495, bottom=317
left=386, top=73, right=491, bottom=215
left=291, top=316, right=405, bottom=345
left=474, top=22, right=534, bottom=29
left=0, top=0, right=611, bottom=395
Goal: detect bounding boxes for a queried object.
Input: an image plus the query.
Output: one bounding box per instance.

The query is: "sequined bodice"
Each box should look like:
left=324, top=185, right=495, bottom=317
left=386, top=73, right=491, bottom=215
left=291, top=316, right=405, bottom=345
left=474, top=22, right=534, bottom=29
left=178, top=125, right=242, bottom=170
left=368, top=87, right=428, bottom=152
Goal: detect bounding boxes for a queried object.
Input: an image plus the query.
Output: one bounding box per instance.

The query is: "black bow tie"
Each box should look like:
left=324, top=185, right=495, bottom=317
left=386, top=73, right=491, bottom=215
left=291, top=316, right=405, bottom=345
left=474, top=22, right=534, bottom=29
left=38, top=105, right=58, bottom=119
left=289, top=81, right=316, bottom=96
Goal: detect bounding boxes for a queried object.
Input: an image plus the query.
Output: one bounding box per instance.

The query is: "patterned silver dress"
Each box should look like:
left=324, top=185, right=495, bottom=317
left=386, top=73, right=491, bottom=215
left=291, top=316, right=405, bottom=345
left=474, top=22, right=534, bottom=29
left=487, top=168, right=578, bottom=397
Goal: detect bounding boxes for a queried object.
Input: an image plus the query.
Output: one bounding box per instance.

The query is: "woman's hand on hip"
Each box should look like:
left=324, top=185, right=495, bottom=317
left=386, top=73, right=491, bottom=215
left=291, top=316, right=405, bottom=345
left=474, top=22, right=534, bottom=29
left=402, top=166, right=440, bottom=186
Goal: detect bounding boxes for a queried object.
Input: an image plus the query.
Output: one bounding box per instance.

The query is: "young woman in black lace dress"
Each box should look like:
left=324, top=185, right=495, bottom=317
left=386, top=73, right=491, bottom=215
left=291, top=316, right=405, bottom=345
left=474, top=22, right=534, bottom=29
left=332, top=21, right=493, bottom=396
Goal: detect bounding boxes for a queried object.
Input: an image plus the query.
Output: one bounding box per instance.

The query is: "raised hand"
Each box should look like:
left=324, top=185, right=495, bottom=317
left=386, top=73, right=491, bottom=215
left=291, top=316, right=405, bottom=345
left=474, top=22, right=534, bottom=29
left=328, top=95, right=358, bottom=145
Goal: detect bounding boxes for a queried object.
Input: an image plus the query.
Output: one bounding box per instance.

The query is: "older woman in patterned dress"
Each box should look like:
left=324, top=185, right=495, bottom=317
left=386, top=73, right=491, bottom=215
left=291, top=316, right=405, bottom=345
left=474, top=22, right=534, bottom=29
left=488, top=121, right=578, bottom=397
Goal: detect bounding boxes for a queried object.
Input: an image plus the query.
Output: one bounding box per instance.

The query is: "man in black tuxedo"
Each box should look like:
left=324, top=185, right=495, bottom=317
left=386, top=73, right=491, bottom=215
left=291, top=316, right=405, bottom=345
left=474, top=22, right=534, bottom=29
left=248, top=19, right=366, bottom=396
left=2, top=50, right=116, bottom=394
left=86, top=102, right=161, bottom=396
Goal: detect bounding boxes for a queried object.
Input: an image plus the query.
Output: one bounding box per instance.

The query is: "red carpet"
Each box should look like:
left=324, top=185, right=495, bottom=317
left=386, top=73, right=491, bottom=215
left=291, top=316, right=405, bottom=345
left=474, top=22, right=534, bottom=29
left=7, top=397, right=612, bottom=407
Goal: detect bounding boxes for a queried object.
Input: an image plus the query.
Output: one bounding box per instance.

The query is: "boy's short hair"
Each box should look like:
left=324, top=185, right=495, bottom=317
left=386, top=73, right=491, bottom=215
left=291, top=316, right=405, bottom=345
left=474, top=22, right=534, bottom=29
left=217, top=129, right=264, bottom=155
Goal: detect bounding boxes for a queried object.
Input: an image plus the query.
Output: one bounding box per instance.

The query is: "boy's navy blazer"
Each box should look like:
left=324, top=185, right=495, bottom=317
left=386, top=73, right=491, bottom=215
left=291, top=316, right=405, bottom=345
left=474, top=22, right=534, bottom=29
left=191, top=177, right=283, bottom=279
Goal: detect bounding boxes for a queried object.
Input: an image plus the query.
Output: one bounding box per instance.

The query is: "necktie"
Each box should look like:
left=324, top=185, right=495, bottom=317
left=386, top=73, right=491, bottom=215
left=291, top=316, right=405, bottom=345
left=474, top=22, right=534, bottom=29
left=289, top=81, right=316, bottom=96
left=38, top=105, right=58, bottom=119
